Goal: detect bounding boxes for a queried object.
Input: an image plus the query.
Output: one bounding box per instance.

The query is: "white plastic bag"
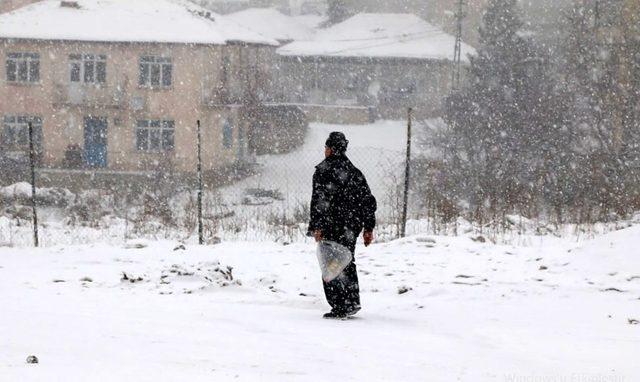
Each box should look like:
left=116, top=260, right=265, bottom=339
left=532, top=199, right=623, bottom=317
left=316, top=240, right=352, bottom=282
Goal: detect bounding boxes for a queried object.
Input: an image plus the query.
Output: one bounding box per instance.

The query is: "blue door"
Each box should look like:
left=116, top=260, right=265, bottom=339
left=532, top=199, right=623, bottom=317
left=84, top=116, right=108, bottom=168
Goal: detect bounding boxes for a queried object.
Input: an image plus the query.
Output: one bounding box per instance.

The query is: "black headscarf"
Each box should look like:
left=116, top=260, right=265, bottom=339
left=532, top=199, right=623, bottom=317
left=325, top=132, right=349, bottom=154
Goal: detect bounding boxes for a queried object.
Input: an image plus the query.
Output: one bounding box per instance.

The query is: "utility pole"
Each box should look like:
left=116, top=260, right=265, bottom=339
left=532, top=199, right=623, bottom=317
left=400, top=108, right=412, bottom=238
left=196, top=120, right=204, bottom=245
left=452, top=0, right=466, bottom=91
left=28, top=122, right=39, bottom=247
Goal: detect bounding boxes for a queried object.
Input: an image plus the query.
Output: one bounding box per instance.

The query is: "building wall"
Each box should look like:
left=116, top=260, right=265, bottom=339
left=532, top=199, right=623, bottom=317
left=0, top=39, right=262, bottom=173
left=276, top=56, right=453, bottom=121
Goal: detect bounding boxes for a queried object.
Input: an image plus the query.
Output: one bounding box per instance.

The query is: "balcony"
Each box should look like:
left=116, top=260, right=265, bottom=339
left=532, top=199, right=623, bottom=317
left=202, top=85, right=269, bottom=107
left=52, top=82, right=125, bottom=109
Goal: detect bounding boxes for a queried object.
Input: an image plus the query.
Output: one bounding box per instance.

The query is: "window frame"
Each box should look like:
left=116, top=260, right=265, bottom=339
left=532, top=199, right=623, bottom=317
left=138, top=55, right=173, bottom=89
left=5, top=52, right=40, bottom=84
left=69, top=54, right=107, bottom=85
left=2, top=115, right=43, bottom=151
left=135, top=119, right=175, bottom=152
left=595, top=0, right=624, bottom=27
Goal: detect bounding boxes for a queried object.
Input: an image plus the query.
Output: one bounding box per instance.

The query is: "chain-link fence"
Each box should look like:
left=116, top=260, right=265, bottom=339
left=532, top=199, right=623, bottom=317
left=213, top=133, right=408, bottom=242
left=0, top=119, right=418, bottom=247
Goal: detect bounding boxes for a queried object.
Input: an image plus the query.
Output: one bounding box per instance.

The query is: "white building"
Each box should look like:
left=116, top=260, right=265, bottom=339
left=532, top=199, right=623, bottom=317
left=276, top=13, right=475, bottom=122
left=227, top=7, right=321, bottom=44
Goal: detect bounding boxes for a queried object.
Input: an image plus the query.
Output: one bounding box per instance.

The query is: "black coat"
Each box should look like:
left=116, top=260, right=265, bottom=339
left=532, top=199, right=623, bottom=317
left=308, top=154, right=377, bottom=245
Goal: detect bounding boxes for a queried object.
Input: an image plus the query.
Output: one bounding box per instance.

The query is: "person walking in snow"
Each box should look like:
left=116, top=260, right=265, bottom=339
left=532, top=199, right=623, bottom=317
left=309, top=132, right=377, bottom=319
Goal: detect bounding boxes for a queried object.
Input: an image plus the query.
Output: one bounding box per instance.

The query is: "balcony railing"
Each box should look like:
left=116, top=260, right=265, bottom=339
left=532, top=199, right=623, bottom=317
left=202, top=85, right=270, bottom=107
left=52, top=82, right=125, bottom=109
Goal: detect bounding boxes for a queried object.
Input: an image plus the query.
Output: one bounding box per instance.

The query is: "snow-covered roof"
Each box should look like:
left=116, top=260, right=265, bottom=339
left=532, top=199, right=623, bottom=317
left=290, top=14, right=326, bottom=29
left=278, top=13, right=476, bottom=62
left=0, top=0, right=278, bottom=46
left=226, top=8, right=318, bottom=43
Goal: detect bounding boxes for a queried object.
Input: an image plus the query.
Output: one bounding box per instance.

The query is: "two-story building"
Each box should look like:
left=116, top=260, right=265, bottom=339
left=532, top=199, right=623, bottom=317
left=0, top=0, right=277, bottom=174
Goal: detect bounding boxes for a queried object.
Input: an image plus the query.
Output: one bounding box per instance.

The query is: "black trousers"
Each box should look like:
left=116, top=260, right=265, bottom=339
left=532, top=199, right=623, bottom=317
left=322, top=240, right=360, bottom=313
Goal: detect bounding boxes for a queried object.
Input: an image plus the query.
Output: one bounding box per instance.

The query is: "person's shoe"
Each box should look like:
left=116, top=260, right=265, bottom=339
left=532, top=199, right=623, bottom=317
left=345, top=306, right=361, bottom=316
left=323, top=310, right=348, bottom=319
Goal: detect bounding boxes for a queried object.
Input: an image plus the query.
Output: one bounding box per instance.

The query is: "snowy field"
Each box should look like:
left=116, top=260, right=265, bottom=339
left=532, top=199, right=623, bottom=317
left=1, top=226, right=638, bottom=381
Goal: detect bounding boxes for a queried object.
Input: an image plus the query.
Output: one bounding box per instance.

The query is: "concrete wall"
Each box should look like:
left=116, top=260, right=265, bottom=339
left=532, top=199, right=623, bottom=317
left=0, top=39, right=265, bottom=173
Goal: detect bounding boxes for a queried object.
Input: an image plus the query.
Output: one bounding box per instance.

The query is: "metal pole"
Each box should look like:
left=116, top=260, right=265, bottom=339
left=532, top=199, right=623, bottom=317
left=28, top=122, right=39, bottom=247
left=196, top=120, right=204, bottom=245
left=400, top=108, right=412, bottom=238
left=452, top=0, right=465, bottom=91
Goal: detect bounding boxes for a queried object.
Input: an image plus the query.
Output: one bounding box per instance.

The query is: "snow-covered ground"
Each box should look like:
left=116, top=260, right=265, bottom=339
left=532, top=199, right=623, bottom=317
left=1, top=225, right=638, bottom=381
left=219, top=120, right=412, bottom=225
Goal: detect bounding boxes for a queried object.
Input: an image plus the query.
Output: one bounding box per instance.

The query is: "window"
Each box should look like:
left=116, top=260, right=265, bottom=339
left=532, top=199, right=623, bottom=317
left=221, top=56, right=231, bottom=87
left=596, top=0, right=624, bottom=27
left=6, top=52, right=40, bottom=83
left=139, top=56, right=172, bottom=88
left=313, top=62, right=323, bottom=90
left=136, top=119, right=175, bottom=152
left=223, top=119, right=234, bottom=149
left=633, top=48, right=640, bottom=89
left=346, top=72, right=359, bottom=90
left=2, top=115, right=42, bottom=150
left=397, top=81, right=417, bottom=95
left=70, top=54, right=106, bottom=84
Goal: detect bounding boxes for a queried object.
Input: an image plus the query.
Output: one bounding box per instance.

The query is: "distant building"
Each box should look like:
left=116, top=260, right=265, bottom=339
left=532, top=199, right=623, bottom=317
left=276, top=13, right=475, bottom=122
left=192, top=0, right=325, bottom=15
left=226, top=7, right=320, bottom=44
left=337, top=0, right=487, bottom=47
left=193, top=0, right=264, bottom=14
left=0, top=0, right=277, bottom=173
left=592, top=0, right=640, bottom=146
left=0, top=0, right=40, bottom=14
left=340, top=0, right=575, bottom=49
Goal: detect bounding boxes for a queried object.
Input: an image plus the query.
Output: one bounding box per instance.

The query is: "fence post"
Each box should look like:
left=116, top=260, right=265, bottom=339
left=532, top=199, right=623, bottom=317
left=28, top=122, right=39, bottom=247
left=196, top=120, right=204, bottom=245
left=400, top=108, right=412, bottom=238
